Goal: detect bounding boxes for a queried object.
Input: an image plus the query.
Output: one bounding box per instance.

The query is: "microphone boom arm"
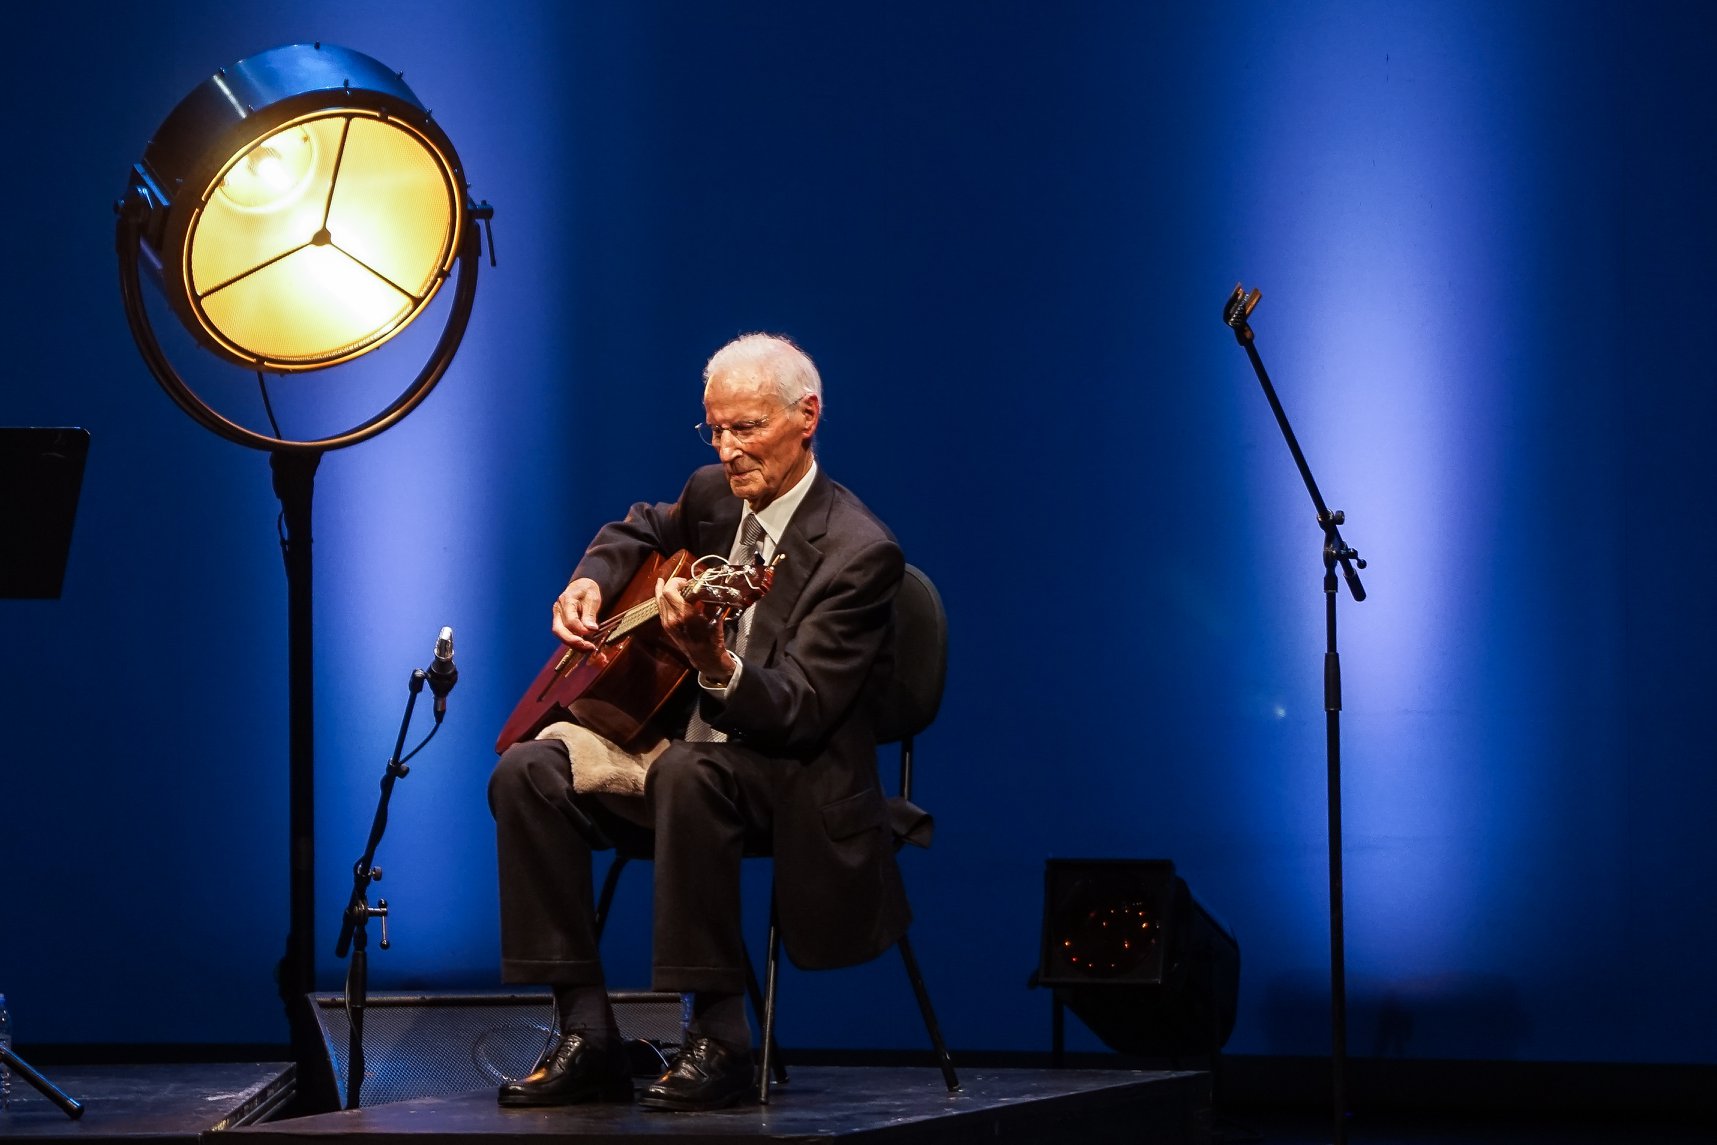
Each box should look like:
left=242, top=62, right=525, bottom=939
left=1223, top=284, right=1366, bottom=599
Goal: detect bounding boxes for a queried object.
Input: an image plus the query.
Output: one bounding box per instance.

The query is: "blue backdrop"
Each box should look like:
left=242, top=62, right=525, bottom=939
left=2, top=0, right=1713, bottom=1065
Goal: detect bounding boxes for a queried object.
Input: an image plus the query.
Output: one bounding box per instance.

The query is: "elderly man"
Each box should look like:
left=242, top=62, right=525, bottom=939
left=488, top=333, right=908, bottom=1111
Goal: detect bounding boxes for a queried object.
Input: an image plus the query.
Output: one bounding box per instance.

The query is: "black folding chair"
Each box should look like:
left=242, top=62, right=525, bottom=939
left=592, top=563, right=958, bottom=1102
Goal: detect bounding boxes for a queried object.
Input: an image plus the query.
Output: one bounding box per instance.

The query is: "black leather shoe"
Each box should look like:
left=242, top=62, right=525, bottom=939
left=637, top=1035, right=754, bottom=1111
left=498, top=1031, right=633, bottom=1107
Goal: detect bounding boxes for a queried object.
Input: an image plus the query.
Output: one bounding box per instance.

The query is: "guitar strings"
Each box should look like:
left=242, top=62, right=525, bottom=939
left=578, top=556, right=739, bottom=652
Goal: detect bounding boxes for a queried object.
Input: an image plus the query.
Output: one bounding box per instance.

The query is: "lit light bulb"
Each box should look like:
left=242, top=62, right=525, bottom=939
left=218, top=126, right=316, bottom=211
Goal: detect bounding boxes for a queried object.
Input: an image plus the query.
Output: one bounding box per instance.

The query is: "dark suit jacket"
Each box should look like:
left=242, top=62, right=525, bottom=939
left=571, top=463, right=911, bottom=971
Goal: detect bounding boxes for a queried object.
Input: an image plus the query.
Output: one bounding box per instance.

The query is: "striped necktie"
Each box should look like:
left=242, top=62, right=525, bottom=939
left=683, top=514, right=765, bottom=743
left=730, top=514, right=765, bottom=650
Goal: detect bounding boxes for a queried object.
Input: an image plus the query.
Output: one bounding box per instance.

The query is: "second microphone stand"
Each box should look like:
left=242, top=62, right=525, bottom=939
left=332, top=636, right=456, bottom=1110
left=1224, top=285, right=1368, bottom=1145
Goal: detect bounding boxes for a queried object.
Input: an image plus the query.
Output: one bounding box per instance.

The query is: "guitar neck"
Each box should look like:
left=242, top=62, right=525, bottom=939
left=602, top=580, right=701, bottom=644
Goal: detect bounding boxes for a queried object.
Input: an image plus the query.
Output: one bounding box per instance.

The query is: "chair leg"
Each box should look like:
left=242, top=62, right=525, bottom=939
left=742, top=931, right=788, bottom=1091
left=896, top=933, right=959, bottom=1091
left=757, top=901, right=786, bottom=1104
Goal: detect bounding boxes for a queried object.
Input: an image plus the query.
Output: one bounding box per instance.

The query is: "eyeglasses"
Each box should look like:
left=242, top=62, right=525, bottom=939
left=694, top=396, right=805, bottom=448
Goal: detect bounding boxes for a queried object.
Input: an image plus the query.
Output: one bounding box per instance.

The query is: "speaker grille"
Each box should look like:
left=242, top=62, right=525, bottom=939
left=1038, top=860, right=1241, bottom=1056
left=309, top=991, right=684, bottom=1107
left=1040, top=859, right=1178, bottom=987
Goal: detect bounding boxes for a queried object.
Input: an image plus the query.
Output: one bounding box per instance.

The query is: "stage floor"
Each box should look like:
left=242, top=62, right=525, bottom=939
left=0, top=1060, right=294, bottom=1139
left=4, top=1059, right=1705, bottom=1145
left=0, top=1062, right=1208, bottom=1144
left=234, top=1065, right=1211, bottom=1144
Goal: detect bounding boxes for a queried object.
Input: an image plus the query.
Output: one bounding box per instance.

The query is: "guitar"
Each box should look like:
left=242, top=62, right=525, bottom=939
left=494, top=549, right=780, bottom=753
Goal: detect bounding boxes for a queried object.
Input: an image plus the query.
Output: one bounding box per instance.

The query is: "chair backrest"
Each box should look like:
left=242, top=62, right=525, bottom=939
left=872, top=564, right=947, bottom=746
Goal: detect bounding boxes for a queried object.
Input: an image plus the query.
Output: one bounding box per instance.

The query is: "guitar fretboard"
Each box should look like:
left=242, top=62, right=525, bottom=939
left=601, top=578, right=705, bottom=645
left=605, top=598, right=660, bottom=643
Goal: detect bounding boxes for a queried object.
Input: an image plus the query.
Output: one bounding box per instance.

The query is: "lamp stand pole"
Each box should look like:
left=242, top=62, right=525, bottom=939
left=270, top=448, right=324, bottom=1089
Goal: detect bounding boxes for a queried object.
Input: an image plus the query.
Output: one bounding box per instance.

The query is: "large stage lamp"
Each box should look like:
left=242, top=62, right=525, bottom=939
left=116, top=41, right=489, bottom=449
left=112, top=42, right=493, bottom=1040
left=1038, top=859, right=1240, bottom=1059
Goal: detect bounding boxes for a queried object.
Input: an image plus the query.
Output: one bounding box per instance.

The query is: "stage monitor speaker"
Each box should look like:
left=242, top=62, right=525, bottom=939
left=307, top=991, right=683, bottom=1107
left=1039, top=859, right=1240, bottom=1056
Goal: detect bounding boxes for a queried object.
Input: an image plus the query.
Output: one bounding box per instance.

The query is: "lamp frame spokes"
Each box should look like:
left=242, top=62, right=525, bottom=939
left=116, top=195, right=484, bottom=453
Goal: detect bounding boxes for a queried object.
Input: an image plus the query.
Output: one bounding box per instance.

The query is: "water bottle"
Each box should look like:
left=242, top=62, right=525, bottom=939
left=0, top=992, right=12, bottom=1110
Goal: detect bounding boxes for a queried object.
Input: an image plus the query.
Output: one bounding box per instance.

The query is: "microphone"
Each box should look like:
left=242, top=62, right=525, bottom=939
left=427, top=626, right=458, bottom=719
left=1223, top=282, right=1261, bottom=329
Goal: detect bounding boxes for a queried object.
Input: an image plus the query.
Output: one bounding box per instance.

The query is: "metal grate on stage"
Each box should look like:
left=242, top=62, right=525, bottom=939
left=307, top=991, right=684, bottom=1108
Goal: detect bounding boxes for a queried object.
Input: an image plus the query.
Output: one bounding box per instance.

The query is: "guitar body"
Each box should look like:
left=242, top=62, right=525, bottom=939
left=494, top=550, right=697, bottom=754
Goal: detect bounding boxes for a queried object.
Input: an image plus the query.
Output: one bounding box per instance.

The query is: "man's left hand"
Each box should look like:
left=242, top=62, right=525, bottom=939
left=656, top=576, right=737, bottom=685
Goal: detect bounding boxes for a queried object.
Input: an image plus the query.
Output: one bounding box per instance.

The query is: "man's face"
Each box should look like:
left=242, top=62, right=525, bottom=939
left=703, top=369, right=819, bottom=510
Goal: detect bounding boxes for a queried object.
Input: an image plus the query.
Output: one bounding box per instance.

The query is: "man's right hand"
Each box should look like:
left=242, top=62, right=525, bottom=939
left=554, top=578, right=603, bottom=651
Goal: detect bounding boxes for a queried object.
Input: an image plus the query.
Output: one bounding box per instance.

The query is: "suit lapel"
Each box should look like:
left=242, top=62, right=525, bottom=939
left=746, top=470, right=831, bottom=661
left=696, top=499, right=743, bottom=560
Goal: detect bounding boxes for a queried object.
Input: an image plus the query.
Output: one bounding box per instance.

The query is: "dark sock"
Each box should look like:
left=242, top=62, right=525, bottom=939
left=689, top=991, right=750, bottom=1053
left=552, top=984, right=619, bottom=1045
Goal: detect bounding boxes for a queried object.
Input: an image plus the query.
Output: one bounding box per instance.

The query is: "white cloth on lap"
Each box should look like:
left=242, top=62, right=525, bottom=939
left=533, top=720, right=665, bottom=827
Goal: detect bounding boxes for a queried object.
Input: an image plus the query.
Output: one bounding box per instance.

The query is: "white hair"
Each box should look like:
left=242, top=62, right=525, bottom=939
left=703, top=332, right=823, bottom=408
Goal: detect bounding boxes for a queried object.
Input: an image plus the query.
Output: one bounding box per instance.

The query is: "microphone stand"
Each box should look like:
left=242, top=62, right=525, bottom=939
left=1223, top=286, right=1368, bottom=1145
left=332, top=649, right=454, bottom=1110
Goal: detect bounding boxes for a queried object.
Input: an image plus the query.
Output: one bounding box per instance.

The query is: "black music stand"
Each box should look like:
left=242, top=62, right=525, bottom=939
left=1, top=427, right=90, bottom=600
left=0, top=426, right=89, bottom=1118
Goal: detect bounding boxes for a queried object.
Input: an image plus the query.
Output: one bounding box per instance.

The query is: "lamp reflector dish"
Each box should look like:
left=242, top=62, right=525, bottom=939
left=186, top=114, right=459, bottom=368
left=217, top=125, right=317, bottom=210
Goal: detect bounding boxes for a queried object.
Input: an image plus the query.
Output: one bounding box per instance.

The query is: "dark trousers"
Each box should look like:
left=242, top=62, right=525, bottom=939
left=488, top=737, right=776, bottom=995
